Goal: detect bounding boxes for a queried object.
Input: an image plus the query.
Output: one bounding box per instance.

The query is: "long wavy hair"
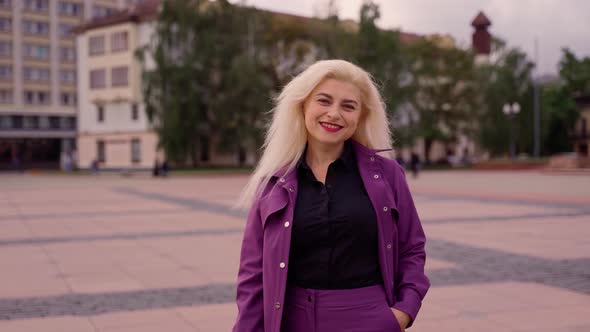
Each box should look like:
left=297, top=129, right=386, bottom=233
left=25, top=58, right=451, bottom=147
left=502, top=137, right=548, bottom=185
left=238, top=59, right=393, bottom=208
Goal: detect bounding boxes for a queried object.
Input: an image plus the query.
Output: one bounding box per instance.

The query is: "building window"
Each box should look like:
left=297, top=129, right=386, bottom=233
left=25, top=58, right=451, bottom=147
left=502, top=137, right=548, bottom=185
left=24, top=0, right=49, bottom=12
left=23, top=116, right=39, bottom=129
left=23, top=43, right=50, bottom=60
left=38, top=115, right=49, bottom=129
left=89, top=35, right=105, bottom=55
left=59, top=24, right=74, bottom=39
left=38, top=91, right=49, bottom=104
left=92, top=6, right=116, bottom=18
left=58, top=2, right=83, bottom=16
left=90, top=69, right=106, bottom=89
left=23, top=90, right=50, bottom=105
left=131, top=138, right=141, bottom=163
left=0, top=41, right=11, bottom=57
left=111, top=31, right=128, bottom=52
left=49, top=116, right=60, bottom=129
left=0, top=89, right=11, bottom=103
left=111, top=66, right=128, bottom=87
left=0, top=17, right=11, bottom=32
left=23, top=20, right=50, bottom=36
left=60, top=70, right=76, bottom=84
left=23, top=67, right=50, bottom=82
left=97, top=140, right=105, bottom=162
left=61, top=92, right=76, bottom=106
left=11, top=115, right=22, bottom=129
left=0, top=64, right=11, bottom=80
left=131, top=103, right=139, bottom=120
left=97, top=105, right=104, bottom=122
left=60, top=47, right=75, bottom=62
left=0, top=0, right=11, bottom=9
left=0, top=115, right=11, bottom=129
left=66, top=116, right=76, bottom=130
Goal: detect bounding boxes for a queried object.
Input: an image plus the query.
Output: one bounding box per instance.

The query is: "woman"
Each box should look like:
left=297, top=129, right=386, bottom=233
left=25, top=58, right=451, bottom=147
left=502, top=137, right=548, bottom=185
left=233, top=60, right=429, bottom=332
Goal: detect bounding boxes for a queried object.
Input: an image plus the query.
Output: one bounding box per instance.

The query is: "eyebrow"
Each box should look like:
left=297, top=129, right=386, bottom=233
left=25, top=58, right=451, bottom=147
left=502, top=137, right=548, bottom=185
left=316, top=93, right=359, bottom=106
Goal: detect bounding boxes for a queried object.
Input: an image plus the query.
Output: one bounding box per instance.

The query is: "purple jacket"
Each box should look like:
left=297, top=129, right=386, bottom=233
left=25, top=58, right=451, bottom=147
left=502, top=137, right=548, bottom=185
left=233, top=140, right=430, bottom=332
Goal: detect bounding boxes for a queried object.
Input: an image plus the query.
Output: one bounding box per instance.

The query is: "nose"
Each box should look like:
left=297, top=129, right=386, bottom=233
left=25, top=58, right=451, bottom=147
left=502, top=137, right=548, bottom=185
left=326, top=104, right=340, bottom=120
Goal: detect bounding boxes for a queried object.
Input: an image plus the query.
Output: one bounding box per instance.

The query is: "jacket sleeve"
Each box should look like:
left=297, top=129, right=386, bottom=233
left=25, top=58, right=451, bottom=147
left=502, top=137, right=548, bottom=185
left=232, top=198, right=264, bottom=332
left=391, top=163, right=430, bottom=328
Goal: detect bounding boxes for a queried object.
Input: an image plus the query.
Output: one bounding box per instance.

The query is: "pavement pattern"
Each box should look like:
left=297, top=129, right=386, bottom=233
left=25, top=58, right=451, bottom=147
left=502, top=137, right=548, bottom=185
left=0, top=170, right=589, bottom=331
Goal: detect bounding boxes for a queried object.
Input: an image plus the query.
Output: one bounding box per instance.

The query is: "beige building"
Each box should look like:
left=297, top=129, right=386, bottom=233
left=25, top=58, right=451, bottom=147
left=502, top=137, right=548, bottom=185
left=0, top=0, right=132, bottom=170
left=75, top=0, right=159, bottom=170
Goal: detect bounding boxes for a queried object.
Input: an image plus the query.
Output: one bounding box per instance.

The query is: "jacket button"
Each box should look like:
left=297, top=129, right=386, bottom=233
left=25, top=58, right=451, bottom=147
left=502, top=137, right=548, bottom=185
left=370, top=156, right=375, bottom=161
left=383, top=206, right=388, bottom=212
left=373, top=174, right=380, bottom=179
left=279, top=262, right=286, bottom=268
left=279, top=178, right=286, bottom=183
left=275, top=302, right=281, bottom=309
left=284, top=221, right=290, bottom=228
left=387, top=243, right=392, bottom=249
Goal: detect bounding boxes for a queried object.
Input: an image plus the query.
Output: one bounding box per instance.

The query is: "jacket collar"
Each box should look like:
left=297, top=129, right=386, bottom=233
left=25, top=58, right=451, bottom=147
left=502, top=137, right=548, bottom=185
left=271, top=139, right=392, bottom=185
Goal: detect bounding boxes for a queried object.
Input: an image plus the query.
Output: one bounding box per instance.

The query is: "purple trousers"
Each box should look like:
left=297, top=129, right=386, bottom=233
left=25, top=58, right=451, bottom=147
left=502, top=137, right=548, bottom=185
left=280, top=284, right=402, bottom=332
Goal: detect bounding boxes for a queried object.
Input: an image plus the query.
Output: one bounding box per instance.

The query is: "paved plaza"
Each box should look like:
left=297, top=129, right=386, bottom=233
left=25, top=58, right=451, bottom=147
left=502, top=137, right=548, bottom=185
left=0, top=170, right=589, bottom=331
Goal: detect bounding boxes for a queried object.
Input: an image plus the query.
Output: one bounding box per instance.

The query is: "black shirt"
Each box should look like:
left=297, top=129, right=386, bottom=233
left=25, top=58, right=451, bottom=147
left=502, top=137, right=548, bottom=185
left=288, top=141, right=382, bottom=289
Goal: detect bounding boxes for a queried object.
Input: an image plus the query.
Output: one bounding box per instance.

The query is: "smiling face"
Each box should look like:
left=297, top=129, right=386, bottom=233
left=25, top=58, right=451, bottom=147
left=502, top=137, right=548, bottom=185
left=302, top=78, right=363, bottom=148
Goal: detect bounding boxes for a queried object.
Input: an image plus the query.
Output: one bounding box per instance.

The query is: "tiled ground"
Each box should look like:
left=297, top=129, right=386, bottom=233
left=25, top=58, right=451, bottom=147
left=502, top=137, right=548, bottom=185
left=0, top=170, right=589, bottom=331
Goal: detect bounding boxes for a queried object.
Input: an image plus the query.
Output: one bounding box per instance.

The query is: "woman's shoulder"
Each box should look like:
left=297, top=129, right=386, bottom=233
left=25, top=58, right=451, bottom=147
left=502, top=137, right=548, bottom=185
left=375, top=153, right=405, bottom=173
left=373, top=153, right=408, bottom=189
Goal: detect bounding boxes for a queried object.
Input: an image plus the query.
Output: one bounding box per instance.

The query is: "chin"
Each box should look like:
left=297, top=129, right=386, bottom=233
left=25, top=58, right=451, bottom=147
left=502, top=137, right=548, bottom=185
left=316, top=133, right=348, bottom=145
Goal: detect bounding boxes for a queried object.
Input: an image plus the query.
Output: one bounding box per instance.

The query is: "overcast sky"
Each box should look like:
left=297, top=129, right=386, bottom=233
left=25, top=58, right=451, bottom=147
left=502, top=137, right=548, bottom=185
left=236, top=0, right=590, bottom=76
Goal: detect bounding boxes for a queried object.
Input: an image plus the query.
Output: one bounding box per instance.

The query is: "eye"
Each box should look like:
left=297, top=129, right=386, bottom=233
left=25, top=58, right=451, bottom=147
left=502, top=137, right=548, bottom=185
left=317, top=98, right=331, bottom=105
left=343, top=104, right=356, bottom=111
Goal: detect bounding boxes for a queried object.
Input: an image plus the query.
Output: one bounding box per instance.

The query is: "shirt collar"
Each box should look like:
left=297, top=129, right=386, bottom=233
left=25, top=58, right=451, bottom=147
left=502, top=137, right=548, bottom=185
left=297, top=140, right=356, bottom=172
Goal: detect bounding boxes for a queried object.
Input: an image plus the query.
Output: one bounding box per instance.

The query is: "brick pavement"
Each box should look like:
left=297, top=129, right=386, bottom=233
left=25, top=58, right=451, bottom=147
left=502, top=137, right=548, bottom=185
left=0, top=171, right=589, bottom=331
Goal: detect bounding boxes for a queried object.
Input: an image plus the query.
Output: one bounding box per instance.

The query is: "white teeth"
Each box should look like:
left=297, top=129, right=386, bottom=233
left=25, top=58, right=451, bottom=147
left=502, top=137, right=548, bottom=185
left=321, top=122, right=341, bottom=129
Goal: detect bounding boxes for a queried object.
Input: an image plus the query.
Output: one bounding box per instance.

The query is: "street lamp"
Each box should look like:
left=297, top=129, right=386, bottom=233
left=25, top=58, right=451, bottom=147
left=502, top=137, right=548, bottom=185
left=502, top=102, right=521, bottom=160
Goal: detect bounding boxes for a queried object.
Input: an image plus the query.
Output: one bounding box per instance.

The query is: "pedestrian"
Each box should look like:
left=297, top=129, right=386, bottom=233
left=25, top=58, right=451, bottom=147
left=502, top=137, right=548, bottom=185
left=232, top=60, right=429, bottom=332
left=90, top=159, right=99, bottom=175
left=161, top=160, right=169, bottom=177
left=152, top=158, right=160, bottom=177
left=410, top=152, right=420, bottom=178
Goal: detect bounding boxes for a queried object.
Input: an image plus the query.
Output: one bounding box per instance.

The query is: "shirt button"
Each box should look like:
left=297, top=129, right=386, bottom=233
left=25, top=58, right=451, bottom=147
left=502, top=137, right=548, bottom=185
left=279, top=178, right=286, bottom=183
left=370, top=156, right=375, bottom=161
left=284, top=221, right=290, bottom=228
left=383, top=206, right=388, bottom=212
left=288, top=187, right=294, bottom=192
left=387, top=243, right=392, bottom=249
left=279, top=262, right=286, bottom=269
left=373, top=174, right=380, bottom=179
left=275, top=302, right=281, bottom=309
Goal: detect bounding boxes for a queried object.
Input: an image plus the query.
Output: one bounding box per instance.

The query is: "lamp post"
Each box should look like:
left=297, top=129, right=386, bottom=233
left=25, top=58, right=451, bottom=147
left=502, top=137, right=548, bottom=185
left=503, top=102, right=520, bottom=159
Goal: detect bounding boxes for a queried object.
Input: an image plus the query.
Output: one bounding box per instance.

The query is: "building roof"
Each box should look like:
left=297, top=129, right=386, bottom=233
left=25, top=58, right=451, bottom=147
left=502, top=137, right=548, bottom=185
left=74, top=0, right=161, bottom=34
left=75, top=0, right=424, bottom=44
left=471, top=11, right=491, bottom=27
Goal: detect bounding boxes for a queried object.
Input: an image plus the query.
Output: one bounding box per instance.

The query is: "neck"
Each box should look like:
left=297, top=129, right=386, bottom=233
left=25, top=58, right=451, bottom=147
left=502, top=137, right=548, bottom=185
left=305, top=139, right=345, bottom=168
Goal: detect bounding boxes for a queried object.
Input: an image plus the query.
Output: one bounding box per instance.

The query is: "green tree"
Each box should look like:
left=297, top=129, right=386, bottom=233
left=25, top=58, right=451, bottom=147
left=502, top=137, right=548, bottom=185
left=355, top=1, right=410, bottom=147
left=540, top=48, right=590, bottom=155
left=405, top=38, right=479, bottom=162
left=138, top=0, right=269, bottom=165
left=477, top=38, right=534, bottom=157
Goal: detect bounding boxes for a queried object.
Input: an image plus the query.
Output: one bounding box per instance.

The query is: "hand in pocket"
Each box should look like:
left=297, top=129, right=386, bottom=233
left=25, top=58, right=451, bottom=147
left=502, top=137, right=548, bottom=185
left=390, top=307, right=410, bottom=331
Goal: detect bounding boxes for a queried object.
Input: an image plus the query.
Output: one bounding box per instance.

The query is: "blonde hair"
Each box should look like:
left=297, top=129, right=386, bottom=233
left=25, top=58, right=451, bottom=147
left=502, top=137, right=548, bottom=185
left=237, top=59, right=393, bottom=208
